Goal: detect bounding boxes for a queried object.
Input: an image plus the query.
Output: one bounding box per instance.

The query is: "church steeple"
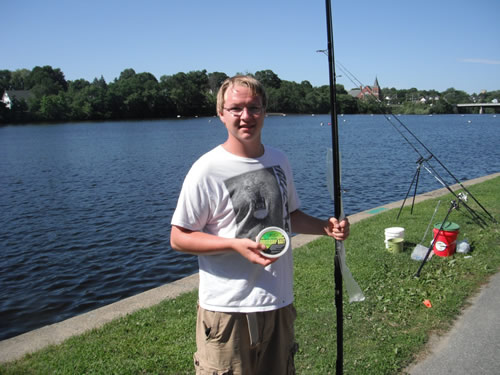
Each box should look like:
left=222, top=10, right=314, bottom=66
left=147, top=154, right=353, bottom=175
left=348, top=76, right=381, bottom=100
left=372, top=76, right=381, bottom=99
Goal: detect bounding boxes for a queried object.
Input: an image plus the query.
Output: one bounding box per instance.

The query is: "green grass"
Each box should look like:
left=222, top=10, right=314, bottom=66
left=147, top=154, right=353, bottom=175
left=1, top=177, right=499, bottom=374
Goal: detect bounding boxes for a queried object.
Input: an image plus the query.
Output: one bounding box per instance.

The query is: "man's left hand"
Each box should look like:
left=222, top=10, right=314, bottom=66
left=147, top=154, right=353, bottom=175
left=324, top=217, right=350, bottom=241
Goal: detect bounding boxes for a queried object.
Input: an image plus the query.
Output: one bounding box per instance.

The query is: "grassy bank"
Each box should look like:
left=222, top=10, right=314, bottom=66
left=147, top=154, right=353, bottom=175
left=1, top=177, right=499, bottom=374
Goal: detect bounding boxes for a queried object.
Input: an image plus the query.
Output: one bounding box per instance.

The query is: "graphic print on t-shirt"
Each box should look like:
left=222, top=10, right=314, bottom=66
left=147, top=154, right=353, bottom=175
left=224, top=166, right=288, bottom=240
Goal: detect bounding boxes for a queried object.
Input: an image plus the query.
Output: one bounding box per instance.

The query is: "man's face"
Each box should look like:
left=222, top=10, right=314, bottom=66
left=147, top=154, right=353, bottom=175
left=218, top=84, right=265, bottom=146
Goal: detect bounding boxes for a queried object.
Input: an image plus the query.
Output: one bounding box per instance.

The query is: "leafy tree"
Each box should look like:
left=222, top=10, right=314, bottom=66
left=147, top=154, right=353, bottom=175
left=429, top=99, right=454, bottom=114
left=118, top=68, right=136, bottom=81
left=438, top=88, right=471, bottom=114
left=255, top=70, right=282, bottom=89
left=441, top=88, right=470, bottom=105
left=65, top=76, right=111, bottom=121
left=107, top=69, right=167, bottom=118
left=68, top=78, right=90, bottom=92
left=84, top=76, right=112, bottom=120
left=10, top=69, right=31, bottom=90
left=160, top=70, right=211, bottom=116
left=27, top=66, right=68, bottom=97
left=38, top=93, right=70, bottom=121
left=269, top=80, right=303, bottom=113
left=337, top=93, right=358, bottom=114
left=358, top=96, right=385, bottom=114
left=0, top=70, right=12, bottom=92
left=304, top=86, right=329, bottom=113
left=207, top=72, right=228, bottom=94
left=67, top=80, right=93, bottom=120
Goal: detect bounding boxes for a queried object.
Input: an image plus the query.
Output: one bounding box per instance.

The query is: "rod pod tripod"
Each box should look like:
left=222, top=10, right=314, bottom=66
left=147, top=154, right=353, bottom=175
left=397, top=156, right=431, bottom=220
left=397, top=155, right=489, bottom=230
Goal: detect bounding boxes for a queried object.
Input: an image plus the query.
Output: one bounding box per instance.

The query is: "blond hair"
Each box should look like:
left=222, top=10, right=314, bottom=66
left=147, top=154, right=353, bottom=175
left=216, top=75, right=267, bottom=114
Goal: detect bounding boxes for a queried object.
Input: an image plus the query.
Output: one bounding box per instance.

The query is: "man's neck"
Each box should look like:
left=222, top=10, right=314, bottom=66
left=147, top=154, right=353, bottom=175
left=222, top=140, right=264, bottom=158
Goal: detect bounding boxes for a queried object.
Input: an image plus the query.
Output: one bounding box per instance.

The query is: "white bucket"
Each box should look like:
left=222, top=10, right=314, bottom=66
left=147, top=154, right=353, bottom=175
left=384, top=227, right=405, bottom=249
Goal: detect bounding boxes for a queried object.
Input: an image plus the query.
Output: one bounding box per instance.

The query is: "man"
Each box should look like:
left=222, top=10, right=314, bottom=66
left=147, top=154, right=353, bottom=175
left=170, top=75, right=349, bottom=374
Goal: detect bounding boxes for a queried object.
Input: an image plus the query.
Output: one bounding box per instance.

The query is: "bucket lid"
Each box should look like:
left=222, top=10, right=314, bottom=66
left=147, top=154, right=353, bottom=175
left=385, top=227, right=404, bottom=233
left=434, top=221, right=460, bottom=231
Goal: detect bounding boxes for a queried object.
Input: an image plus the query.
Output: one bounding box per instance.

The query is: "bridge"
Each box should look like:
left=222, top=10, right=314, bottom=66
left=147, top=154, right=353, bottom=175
left=456, top=102, right=500, bottom=114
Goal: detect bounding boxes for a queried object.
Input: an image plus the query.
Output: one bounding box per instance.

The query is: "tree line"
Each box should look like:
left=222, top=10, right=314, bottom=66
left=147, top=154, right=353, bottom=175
left=1, top=66, right=499, bottom=124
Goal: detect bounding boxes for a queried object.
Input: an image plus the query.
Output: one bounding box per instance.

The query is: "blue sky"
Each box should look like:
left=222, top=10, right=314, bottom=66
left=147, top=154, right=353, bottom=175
left=2, top=0, right=499, bottom=94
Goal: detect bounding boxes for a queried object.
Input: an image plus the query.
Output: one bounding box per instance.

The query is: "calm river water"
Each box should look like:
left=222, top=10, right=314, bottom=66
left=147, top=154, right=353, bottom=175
left=1, top=114, right=499, bottom=340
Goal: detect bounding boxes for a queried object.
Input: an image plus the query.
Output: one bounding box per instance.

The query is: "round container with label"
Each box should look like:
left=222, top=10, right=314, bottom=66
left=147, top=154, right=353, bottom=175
left=256, top=226, right=290, bottom=258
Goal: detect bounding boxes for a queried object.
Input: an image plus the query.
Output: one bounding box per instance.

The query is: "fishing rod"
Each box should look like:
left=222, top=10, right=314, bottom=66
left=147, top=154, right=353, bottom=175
left=324, top=0, right=344, bottom=373
left=334, top=61, right=496, bottom=226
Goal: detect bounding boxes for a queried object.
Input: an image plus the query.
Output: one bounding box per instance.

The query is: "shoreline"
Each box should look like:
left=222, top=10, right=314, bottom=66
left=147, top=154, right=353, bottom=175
left=1, top=171, right=499, bottom=363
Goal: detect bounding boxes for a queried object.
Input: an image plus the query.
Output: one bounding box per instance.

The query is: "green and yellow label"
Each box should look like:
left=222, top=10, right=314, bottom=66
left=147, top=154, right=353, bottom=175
left=259, top=230, right=287, bottom=255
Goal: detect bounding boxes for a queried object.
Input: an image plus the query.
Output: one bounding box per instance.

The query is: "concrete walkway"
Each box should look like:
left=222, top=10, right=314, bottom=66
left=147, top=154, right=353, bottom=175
left=405, top=271, right=500, bottom=375
left=1, top=172, right=498, bottom=364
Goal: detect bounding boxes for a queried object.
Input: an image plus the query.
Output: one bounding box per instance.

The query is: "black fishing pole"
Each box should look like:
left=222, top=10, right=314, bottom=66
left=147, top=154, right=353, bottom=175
left=324, top=0, right=343, bottom=373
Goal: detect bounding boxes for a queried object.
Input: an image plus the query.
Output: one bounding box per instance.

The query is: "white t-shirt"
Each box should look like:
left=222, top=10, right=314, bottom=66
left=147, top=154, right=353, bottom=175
left=171, top=145, right=300, bottom=312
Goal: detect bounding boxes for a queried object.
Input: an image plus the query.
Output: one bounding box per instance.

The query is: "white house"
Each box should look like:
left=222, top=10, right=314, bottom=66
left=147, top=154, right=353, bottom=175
left=1, top=90, right=33, bottom=109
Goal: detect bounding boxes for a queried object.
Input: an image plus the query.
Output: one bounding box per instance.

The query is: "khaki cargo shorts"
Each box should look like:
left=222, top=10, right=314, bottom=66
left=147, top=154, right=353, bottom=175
left=194, top=304, right=298, bottom=375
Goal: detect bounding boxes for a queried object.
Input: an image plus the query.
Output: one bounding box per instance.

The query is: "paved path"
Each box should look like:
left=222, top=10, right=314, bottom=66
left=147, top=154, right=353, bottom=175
left=406, top=271, right=500, bottom=375
left=1, top=172, right=499, bottom=364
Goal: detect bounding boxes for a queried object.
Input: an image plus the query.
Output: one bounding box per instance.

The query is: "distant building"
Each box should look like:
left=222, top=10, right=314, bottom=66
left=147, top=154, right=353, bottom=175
left=348, top=77, right=381, bottom=100
left=1, top=90, right=33, bottom=109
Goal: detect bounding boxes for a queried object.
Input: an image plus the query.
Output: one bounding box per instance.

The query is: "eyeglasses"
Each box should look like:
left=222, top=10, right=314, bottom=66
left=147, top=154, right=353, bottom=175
left=223, top=106, right=263, bottom=117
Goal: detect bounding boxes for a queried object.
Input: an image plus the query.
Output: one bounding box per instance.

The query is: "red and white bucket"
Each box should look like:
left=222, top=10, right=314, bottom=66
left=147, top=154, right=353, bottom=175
left=432, top=221, right=460, bottom=257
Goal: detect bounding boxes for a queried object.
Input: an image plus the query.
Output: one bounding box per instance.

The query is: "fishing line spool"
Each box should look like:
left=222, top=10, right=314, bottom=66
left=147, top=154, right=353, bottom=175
left=256, top=227, right=290, bottom=258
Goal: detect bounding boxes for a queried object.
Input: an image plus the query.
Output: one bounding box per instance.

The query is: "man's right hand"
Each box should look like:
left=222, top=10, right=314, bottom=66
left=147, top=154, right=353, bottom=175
left=232, top=238, right=278, bottom=266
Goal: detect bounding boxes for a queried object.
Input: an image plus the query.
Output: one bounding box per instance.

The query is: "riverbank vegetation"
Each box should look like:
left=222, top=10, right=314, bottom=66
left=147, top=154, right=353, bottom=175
left=1, top=67, right=499, bottom=124
left=1, top=177, right=499, bottom=374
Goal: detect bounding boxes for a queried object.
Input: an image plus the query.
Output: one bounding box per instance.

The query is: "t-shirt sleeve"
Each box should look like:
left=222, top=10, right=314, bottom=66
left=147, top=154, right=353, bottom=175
left=171, top=168, right=210, bottom=231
